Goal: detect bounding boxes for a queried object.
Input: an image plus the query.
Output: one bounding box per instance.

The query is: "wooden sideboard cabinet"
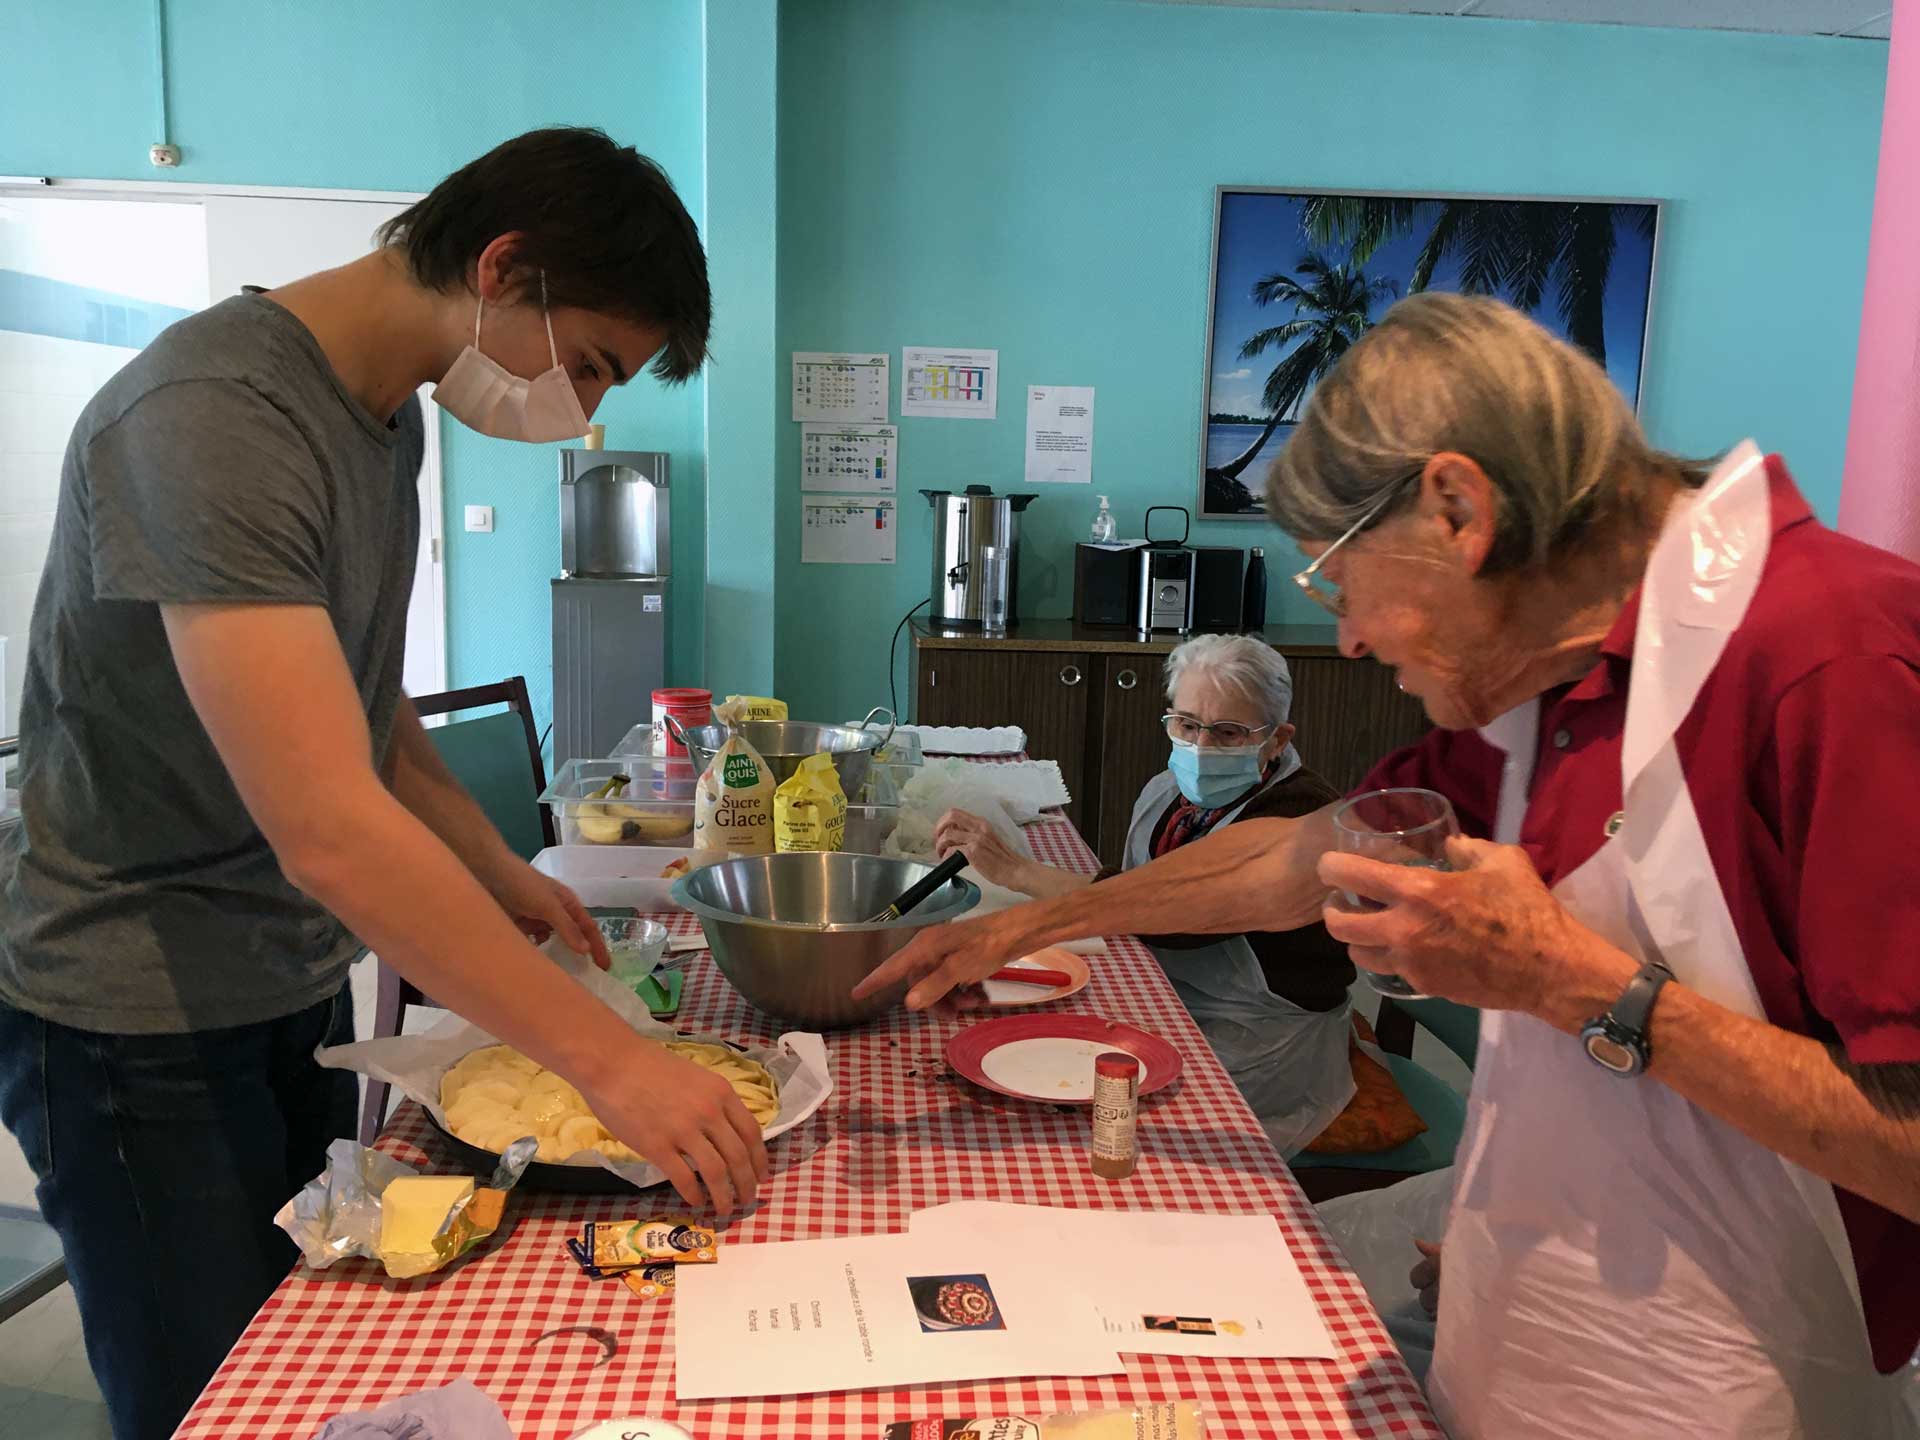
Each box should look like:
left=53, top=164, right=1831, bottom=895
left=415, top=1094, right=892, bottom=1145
left=911, top=620, right=1431, bottom=869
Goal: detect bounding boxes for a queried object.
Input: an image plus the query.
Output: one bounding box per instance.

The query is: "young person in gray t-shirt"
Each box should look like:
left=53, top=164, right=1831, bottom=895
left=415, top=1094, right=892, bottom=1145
left=0, top=128, right=764, bottom=1440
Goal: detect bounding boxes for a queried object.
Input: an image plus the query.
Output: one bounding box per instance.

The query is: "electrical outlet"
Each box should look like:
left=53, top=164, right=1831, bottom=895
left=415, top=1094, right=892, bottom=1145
left=464, top=505, right=494, bottom=534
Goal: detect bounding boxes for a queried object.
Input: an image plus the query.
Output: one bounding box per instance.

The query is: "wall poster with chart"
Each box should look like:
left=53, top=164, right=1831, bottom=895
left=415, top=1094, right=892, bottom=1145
left=802, top=496, right=897, bottom=564
left=801, top=422, right=898, bottom=492
left=902, top=346, right=998, bottom=420
left=792, top=351, right=890, bottom=423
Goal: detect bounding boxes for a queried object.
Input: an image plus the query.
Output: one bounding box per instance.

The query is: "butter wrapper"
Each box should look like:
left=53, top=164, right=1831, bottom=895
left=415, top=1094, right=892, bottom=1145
left=275, top=1137, right=534, bottom=1280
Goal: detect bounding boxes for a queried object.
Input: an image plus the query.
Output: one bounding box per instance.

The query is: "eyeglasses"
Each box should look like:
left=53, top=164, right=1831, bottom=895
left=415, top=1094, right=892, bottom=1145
left=1162, top=713, right=1277, bottom=747
left=1292, top=472, right=1421, bottom=618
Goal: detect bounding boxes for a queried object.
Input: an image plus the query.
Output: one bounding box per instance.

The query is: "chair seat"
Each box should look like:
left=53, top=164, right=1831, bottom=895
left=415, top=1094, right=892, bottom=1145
left=1292, top=1051, right=1467, bottom=1174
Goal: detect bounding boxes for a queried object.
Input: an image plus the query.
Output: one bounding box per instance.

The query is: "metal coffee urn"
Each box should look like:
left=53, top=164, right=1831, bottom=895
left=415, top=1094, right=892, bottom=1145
left=552, top=448, right=671, bottom=767
left=920, top=485, right=1038, bottom=626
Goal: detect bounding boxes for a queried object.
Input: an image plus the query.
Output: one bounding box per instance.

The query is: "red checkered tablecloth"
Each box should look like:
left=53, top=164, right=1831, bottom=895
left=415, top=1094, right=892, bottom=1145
left=176, top=815, right=1439, bottom=1440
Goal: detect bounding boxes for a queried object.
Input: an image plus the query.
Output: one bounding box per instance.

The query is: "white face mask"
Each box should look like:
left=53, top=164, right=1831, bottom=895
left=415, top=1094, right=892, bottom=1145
left=432, top=271, right=590, bottom=443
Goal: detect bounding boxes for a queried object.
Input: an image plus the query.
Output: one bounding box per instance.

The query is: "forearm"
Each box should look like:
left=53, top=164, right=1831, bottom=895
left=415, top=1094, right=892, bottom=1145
left=1011, top=859, right=1093, bottom=899
left=383, top=697, right=519, bottom=887
left=288, top=779, right=635, bottom=1098
left=995, top=808, right=1332, bottom=952
left=1537, top=950, right=1920, bottom=1223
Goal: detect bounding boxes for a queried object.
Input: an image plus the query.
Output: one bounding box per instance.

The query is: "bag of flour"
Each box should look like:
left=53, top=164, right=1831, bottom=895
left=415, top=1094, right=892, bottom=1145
left=774, top=752, right=847, bottom=853
left=723, top=694, right=789, bottom=722
left=693, top=702, right=775, bottom=855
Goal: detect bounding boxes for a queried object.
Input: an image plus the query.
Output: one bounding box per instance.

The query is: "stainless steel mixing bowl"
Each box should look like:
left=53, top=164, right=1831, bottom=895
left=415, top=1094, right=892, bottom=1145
left=667, top=708, right=895, bottom=796
left=670, top=851, right=979, bottom=1027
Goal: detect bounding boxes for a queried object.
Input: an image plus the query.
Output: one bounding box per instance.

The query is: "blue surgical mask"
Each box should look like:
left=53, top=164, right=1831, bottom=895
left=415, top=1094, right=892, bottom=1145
left=1168, top=739, right=1265, bottom=809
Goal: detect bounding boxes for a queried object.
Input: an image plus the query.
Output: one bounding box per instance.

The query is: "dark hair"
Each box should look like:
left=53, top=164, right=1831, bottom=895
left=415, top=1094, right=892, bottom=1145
left=379, top=127, right=710, bottom=384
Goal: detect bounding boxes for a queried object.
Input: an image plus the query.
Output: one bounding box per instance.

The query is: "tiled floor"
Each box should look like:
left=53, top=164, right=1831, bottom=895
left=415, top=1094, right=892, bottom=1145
left=0, top=1283, right=110, bottom=1439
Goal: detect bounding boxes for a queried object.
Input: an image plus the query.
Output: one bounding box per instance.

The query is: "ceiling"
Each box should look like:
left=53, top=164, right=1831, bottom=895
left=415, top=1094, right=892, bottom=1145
left=1145, top=0, right=1890, bottom=39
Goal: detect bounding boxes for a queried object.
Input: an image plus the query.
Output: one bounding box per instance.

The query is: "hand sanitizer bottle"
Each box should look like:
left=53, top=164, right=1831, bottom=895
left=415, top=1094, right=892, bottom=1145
left=1090, top=494, right=1117, bottom=544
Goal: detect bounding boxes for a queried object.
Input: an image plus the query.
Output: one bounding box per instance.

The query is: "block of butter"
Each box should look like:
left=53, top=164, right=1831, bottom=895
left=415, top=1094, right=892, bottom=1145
left=379, top=1175, right=475, bottom=1273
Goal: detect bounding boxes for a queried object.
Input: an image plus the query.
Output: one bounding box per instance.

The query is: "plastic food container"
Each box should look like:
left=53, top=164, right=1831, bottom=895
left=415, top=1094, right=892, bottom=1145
left=614, top=721, right=923, bottom=798
left=542, top=758, right=902, bottom=854
left=541, top=759, right=700, bottom=848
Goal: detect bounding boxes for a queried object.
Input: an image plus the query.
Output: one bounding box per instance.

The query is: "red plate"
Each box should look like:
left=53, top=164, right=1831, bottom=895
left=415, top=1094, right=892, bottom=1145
left=945, top=1013, right=1183, bottom=1104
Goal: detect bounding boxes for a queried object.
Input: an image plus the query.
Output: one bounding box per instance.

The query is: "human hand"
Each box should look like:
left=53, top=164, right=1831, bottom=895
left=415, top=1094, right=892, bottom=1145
left=483, top=859, right=612, bottom=971
left=933, top=808, right=1034, bottom=892
left=1410, top=1238, right=1441, bottom=1317
left=1318, top=837, right=1634, bottom=1029
left=584, top=1039, right=770, bottom=1213
left=851, top=910, right=1031, bottom=1011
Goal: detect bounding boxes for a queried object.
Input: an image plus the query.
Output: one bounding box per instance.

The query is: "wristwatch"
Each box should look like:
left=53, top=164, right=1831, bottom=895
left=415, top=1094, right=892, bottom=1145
left=1579, top=958, right=1673, bottom=1077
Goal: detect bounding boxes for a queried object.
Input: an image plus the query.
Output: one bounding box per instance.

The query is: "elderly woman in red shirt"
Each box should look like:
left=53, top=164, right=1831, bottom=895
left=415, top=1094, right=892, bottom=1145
left=864, top=292, right=1920, bottom=1439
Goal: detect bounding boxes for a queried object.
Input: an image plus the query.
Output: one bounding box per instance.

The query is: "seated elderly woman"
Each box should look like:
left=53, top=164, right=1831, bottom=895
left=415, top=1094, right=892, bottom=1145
left=935, top=633, right=1382, bottom=1157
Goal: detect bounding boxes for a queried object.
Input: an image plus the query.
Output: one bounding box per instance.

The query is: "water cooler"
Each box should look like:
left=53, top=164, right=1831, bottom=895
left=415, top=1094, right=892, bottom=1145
left=551, top=448, right=671, bottom=767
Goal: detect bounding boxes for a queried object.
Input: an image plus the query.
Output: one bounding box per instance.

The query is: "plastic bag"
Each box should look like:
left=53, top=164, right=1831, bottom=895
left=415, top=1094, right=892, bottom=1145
left=774, top=751, right=846, bottom=852
left=694, top=701, right=775, bottom=855
left=314, top=940, right=834, bottom=1190
left=883, top=768, right=1033, bottom=864
left=1315, top=1164, right=1454, bottom=1385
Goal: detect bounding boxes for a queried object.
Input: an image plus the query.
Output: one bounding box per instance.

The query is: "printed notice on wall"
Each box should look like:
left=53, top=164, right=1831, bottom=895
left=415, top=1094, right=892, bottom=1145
left=802, top=496, right=897, bottom=564
left=1024, top=385, right=1095, bottom=485
left=801, top=422, right=898, bottom=493
left=792, top=352, right=890, bottom=423
left=901, top=346, right=998, bottom=420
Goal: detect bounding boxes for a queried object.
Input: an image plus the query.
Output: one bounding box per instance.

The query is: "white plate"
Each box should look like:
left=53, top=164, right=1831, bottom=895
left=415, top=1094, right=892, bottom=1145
left=979, top=1037, right=1156, bottom=1101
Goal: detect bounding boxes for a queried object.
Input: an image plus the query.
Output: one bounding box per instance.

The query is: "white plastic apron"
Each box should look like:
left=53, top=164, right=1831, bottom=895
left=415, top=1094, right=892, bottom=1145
left=1429, top=442, right=1908, bottom=1439
left=1125, top=771, right=1355, bottom=1158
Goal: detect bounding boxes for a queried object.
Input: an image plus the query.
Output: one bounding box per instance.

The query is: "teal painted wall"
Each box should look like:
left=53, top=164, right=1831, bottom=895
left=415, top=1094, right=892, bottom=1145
left=3, top=0, right=1892, bottom=738
left=773, top=0, right=1887, bottom=721
left=1, top=0, right=710, bottom=739
left=701, top=0, right=780, bottom=699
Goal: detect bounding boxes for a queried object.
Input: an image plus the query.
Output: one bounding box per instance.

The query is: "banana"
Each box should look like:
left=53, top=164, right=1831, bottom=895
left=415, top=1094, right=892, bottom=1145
left=573, top=805, right=628, bottom=844
left=572, top=795, right=693, bottom=844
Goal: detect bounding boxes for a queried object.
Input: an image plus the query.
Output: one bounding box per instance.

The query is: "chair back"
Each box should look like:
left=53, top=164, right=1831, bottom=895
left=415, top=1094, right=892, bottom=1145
left=412, top=676, right=555, bottom=859
left=1384, top=996, right=1481, bottom=1070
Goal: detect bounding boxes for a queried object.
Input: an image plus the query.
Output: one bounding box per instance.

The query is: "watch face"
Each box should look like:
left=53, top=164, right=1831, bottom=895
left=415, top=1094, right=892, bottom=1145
left=1585, top=1031, right=1638, bottom=1074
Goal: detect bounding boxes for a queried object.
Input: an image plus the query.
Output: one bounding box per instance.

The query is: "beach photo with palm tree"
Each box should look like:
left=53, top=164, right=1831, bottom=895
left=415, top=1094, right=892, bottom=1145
left=1201, top=188, right=1658, bottom=518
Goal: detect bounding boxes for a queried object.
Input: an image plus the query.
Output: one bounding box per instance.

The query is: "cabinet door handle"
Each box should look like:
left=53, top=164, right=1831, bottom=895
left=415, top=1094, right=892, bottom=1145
left=1059, top=664, right=1082, bottom=687
left=1116, top=668, right=1138, bottom=691
left=929, top=668, right=937, bottom=689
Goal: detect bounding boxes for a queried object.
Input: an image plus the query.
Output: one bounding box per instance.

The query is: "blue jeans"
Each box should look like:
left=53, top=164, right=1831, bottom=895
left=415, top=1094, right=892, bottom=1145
left=0, top=986, right=355, bottom=1440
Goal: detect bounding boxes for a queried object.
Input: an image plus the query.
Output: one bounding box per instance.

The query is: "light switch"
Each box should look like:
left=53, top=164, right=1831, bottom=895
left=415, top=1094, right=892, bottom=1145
left=464, top=505, right=494, bottom=534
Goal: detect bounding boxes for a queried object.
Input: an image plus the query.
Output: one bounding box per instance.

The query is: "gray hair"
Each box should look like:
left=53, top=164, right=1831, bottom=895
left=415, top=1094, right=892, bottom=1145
left=1266, top=292, right=1704, bottom=574
left=1164, top=634, right=1294, bottom=727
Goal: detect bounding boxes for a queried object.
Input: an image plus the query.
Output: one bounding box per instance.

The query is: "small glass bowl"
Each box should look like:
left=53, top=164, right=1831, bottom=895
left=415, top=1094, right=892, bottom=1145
left=598, top=917, right=669, bottom=984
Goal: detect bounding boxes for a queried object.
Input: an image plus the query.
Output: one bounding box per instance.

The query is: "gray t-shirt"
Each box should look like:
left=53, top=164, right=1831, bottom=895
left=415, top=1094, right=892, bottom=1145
left=0, top=294, right=421, bottom=1034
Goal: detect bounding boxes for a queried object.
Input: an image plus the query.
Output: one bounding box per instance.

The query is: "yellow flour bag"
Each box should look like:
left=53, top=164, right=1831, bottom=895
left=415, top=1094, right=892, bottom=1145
left=723, top=695, right=789, bottom=722
left=693, top=703, right=775, bottom=855
left=773, top=752, right=847, bottom=853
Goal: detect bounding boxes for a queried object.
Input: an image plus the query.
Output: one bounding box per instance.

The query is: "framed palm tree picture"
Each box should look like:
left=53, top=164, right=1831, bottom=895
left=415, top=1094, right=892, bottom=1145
left=1200, top=187, right=1661, bottom=519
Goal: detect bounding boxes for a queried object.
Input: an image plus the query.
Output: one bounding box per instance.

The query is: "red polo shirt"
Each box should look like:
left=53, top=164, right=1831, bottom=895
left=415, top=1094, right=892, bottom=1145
left=1359, top=456, right=1920, bottom=1372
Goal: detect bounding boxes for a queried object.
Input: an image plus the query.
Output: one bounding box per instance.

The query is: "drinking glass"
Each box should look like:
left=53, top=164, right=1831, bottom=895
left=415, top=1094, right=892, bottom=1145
left=978, top=544, right=1010, bottom=633
left=1330, top=787, right=1460, bottom=1000
left=597, top=916, right=669, bottom=988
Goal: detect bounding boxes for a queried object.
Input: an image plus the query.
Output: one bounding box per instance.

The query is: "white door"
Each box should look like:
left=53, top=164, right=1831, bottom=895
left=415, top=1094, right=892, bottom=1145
left=202, top=195, right=446, bottom=697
